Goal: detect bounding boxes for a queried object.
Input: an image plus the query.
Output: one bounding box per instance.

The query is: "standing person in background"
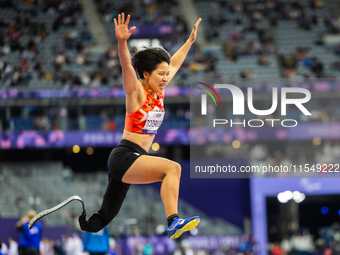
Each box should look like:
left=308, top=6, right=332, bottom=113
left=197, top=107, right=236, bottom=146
left=8, top=238, right=19, bottom=255
left=79, top=13, right=202, bottom=239
left=64, top=233, right=83, bottom=255
left=0, top=240, right=6, bottom=255
left=39, top=238, right=54, bottom=255
left=16, top=210, right=42, bottom=255
left=83, top=226, right=110, bottom=255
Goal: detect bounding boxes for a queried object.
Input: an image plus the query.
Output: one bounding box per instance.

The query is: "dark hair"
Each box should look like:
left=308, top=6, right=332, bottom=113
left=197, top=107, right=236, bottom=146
left=132, top=47, right=171, bottom=78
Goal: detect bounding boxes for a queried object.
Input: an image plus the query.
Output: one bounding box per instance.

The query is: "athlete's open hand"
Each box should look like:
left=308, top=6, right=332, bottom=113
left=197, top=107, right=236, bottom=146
left=114, top=13, right=136, bottom=42
left=188, top=18, right=202, bottom=43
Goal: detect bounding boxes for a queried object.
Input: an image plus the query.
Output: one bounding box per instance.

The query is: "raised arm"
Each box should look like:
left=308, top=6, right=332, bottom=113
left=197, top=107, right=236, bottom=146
left=168, top=18, right=202, bottom=83
left=114, top=13, right=139, bottom=95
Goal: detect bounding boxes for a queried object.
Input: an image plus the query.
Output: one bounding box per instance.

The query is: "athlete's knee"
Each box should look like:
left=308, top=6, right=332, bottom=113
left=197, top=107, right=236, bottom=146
left=175, top=162, right=182, bottom=177
left=167, top=162, right=181, bottom=178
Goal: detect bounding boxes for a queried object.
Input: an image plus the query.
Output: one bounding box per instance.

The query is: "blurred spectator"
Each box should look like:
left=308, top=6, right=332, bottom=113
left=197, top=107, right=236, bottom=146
left=64, top=233, right=84, bottom=255
left=313, top=239, right=327, bottom=255
left=249, top=143, right=268, bottom=166
left=240, top=70, right=255, bottom=78
left=62, top=166, right=73, bottom=183
left=0, top=240, right=7, bottom=255
left=281, top=236, right=292, bottom=255
left=279, top=54, right=298, bottom=78
left=16, top=210, right=42, bottom=255
left=40, top=238, right=54, bottom=255
left=311, top=58, right=324, bottom=78
left=78, top=115, right=87, bottom=130
left=34, top=114, right=51, bottom=131
left=271, top=242, right=284, bottom=255
left=8, top=238, right=18, bottom=255
left=239, top=235, right=260, bottom=254
left=53, top=51, right=68, bottom=71
left=0, top=243, right=3, bottom=255
left=33, top=59, right=46, bottom=80
left=51, top=240, right=63, bottom=255
left=258, top=54, right=271, bottom=66
left=83, top=226, right=110, bottom=255
left=291, top=233, right=314, bottom=255
left=108, top=238, right=116, bottom=255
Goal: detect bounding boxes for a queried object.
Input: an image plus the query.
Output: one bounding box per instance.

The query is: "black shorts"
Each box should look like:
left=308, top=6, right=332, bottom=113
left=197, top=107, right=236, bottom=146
left=19, top=247, right=40, bottom=255
left=107, top=139, right=148, bottom=181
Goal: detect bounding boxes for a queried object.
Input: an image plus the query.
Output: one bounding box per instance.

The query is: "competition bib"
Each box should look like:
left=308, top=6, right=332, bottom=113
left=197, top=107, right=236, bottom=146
left=142, top=109, right=165, bottom=134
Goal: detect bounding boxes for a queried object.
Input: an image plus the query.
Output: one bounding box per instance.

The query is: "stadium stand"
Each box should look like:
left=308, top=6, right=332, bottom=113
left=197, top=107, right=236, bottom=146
left=1, top=1, right=340, bottom=254
left=1, top=0, right=340, bottom=90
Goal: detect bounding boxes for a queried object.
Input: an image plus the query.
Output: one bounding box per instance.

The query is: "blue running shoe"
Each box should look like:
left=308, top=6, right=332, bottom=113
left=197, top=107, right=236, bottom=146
left=167, top=216, right=200, bottom=239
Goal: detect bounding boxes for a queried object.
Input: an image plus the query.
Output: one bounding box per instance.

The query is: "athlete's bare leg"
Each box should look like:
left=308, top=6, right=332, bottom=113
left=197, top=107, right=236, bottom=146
left=122, top=155, right=181, bottom=217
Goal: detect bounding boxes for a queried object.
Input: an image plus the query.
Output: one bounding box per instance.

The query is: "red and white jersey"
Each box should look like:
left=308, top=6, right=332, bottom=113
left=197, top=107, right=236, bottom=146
left=124, top=87, right=165, bottom=134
